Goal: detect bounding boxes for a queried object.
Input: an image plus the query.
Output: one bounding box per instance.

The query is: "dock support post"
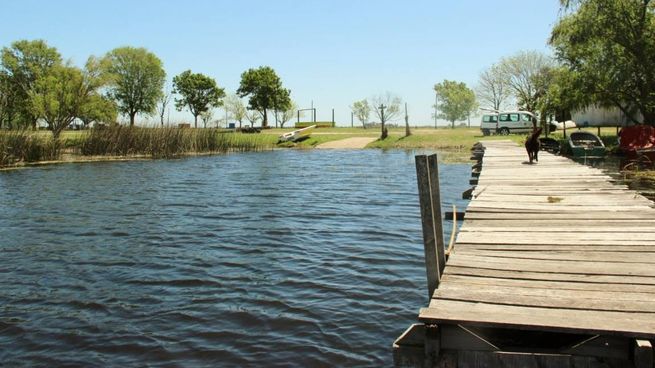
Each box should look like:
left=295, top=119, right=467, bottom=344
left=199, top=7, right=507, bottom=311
left=634, top=339, right=653, bottom=368
left=415, top=154, right=446, bottom=299
left=424, top=324, right=440, bottom=368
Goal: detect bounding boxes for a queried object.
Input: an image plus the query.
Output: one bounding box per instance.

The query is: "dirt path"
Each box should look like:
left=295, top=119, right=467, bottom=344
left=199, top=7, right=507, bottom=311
left=316, top=137, right=377, bottom=149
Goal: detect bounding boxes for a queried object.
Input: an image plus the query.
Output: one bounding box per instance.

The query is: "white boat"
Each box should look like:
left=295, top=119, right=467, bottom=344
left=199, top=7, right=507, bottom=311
left=278, top=125, right=316, bottom=142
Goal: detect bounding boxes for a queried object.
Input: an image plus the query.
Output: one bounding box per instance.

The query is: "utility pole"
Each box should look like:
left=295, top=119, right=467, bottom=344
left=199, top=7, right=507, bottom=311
left=405, top=102, right=411, bottom=137
left=351, top=112, right=354, bottom=127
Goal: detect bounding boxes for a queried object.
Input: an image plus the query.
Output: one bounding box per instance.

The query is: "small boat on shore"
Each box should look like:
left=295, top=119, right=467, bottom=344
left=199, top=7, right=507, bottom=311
left=278, top=125, right=316, bottom=142
left=568, top=131, right=606, bottom=158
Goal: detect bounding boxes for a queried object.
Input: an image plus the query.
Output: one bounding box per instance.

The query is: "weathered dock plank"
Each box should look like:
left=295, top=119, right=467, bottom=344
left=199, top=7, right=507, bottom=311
left=400, top=140, right=655, bottom=367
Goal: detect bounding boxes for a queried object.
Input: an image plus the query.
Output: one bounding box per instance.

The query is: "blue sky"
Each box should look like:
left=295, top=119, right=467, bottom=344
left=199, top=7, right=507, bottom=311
left=1, top=0, right=562, bottom=126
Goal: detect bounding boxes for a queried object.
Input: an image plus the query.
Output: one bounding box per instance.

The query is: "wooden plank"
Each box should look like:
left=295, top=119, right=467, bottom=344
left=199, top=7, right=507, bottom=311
left=447, top=254, right=655, bottom=277
left=433, top=286, right=655, bottom=313
left=441, top=274, right=655, bottom=294
left=454, top=249, right=655, bottom=264
left=428, top=154, right=446, bottom=278
left=419, top=300, right=655, bottom=338
left=445, top=265, right=655, bottom=285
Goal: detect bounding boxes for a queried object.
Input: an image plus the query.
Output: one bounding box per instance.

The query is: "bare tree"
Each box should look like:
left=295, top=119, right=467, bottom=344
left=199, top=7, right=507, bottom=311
left=200, top=109, right=213, bottom=128
left=369, top=92, right=402, bottom=139
left=350, top=99, right=370, bottom=129
left=224, top=94, right=247, bottom=128
left=476, top=63, right=510, bottom=111
left=275, top=100, right=299, bottom=128
left=499, top=51, right=553, bottom=113
left=157, top=86, right=171, bottom=126
left=245, top=109, right=260, bottom=127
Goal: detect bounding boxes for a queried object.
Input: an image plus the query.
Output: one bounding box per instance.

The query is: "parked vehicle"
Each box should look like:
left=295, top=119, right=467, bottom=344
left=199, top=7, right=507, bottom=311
left=480, top=114, right=498, bottom=136
left=480, top=111, right=536, bottom=135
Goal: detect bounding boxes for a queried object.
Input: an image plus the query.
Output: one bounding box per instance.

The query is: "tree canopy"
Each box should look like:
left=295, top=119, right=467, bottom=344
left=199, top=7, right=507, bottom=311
left=173, top=70, right=225, bottom=128
left=476, top=63, right=510, bottom=111
left=0, top=39, right=62, bottom=128
left=351, top=99, right=371, bottom=128
left=498, top=50, right=553, bottom=113
left=551, top=0, right=655, bottom=124
left=434, top=80, right=477, bottom=128
left=236, top=66, right=289, bottom=128
left=102, top=46, right=166, bottom=126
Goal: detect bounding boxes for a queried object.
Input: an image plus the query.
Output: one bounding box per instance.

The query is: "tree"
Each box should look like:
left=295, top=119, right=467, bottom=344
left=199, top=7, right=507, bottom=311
left=224, top=94, right=247, bottom=128
left=237, top=66, right=289, bottom=128
left=102, top=46, right=166, bottom=126
left=476, top=63, right=510, bottom=111
left=274, top=100, right=298, bottom=128
left=498, top=50, right=553, bottom=113
left=157, top=86, right=171, bottom=127
left=551, top=0, right=655, bottom=124
left=245, top=109, right=261, bottom=127
left=351, top=99, right=370, bottom=128
left=272, top=89, right=292, bottom=128
left=200, top=109, right=214, bottom=128
left=78, top=94, right=117, bottom=127
left=29, top=64, right=88, bottom=138
left=369, top=92, right=402, bottom=139
left=434, top=80, right=477, bottom=128
left=0, top=39, right=62, bottom=129
left=173, top=70, right=225, bottom=128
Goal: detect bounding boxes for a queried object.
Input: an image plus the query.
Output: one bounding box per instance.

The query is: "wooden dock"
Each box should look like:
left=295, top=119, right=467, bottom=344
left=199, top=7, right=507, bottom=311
left=395, top=140, right=655, bottom=368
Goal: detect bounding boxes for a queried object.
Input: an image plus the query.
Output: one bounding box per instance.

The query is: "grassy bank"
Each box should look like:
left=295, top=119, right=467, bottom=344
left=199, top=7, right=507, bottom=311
left=79, top=126, right=275, bottom=157
left=0, top=125, right=624, bottom=168
left=0, top=130, right=61, bottom=167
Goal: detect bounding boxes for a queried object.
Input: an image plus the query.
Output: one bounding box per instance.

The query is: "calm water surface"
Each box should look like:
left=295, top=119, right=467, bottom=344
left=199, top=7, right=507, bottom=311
left=0, top=149, right=470, bottom=367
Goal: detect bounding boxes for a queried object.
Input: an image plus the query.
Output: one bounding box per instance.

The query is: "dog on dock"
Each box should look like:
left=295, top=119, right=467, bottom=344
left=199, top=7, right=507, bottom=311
left=525, top=127, right=543, bottom=164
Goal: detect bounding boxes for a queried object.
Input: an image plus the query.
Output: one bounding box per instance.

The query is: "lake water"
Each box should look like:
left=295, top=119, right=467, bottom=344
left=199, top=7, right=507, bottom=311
left=0, top=150, right=470, bottom=367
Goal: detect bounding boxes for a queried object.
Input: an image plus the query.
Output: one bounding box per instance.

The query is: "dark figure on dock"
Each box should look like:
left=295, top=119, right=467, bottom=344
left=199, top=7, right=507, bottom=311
left=525, top=127, right=543, bottom=164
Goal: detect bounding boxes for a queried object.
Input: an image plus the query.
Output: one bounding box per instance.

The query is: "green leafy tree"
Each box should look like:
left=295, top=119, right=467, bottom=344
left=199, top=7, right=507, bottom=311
left=78, top=94, right=118, bottom=127
left=434, top=80, right=477, bottom=128
left=102, top=46, right=166, bottom=126
left=369, top=92, right=402, bottom=139
left=29, top=64, right=87, bottom=138
left=533, top=66, right=589, bottom=134
left=272, top=88, right=291, bottom=128
left=173, top=70, right=225, bottom=128
left=498, top=51, right=553, bottom=113
left=237, top=66, right=289, bottom=128
left=351, top=99, right=371, bottom=128
left=0, top=39, right=62, bottom=129
left=551, top=0, right=655, bottom=124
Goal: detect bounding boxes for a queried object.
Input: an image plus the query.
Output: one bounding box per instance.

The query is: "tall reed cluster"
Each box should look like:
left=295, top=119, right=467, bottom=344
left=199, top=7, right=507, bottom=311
left=0, top=130, right=61, bottom=167
left=80, top=126, right=271, bottom=158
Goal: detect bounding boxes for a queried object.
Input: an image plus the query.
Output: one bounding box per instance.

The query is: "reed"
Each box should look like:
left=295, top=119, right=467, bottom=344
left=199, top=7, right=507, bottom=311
left=80, top=126, right=273, bottom=157
left=0, top=130, right=61, bottom=167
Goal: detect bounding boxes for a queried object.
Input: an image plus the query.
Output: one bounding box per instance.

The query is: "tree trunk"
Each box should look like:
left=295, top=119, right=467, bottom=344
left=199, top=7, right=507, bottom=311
left=262, top=109, right=268, bottom=128
left=130, top=112, right=136, bottom=126
left=194, top=115, right=198, bottom=129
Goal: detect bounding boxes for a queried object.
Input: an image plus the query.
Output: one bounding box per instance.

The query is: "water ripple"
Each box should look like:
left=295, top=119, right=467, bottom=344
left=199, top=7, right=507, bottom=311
left=0, top=149, right=469, bottom=367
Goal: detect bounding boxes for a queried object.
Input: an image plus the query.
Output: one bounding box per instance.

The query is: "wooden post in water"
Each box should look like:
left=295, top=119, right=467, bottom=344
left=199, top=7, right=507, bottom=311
left=415, top=154, right=446, bottom=299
